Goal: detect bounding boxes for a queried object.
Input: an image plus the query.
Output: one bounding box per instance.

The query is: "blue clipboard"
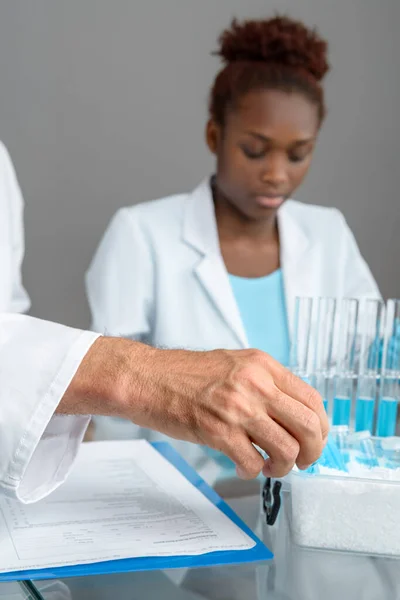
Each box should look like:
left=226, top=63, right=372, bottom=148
left=0, top=442, right=272, bottom=582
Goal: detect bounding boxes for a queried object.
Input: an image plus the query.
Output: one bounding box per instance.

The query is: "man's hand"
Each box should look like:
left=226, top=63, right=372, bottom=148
left=60, top=337, right=328, bottom=479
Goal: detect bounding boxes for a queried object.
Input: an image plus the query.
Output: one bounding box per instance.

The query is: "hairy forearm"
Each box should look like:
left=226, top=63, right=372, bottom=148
left=56, top=336, right=327, bottom=480
left=56, top=337, right=152, bottom=418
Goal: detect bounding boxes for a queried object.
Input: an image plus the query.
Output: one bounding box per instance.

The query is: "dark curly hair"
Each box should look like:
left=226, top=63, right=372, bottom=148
left=209, top=16, right=330, bottom=126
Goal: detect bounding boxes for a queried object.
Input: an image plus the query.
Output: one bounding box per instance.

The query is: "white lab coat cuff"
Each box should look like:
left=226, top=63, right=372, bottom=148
left=3, top=331, right=100, bottom=503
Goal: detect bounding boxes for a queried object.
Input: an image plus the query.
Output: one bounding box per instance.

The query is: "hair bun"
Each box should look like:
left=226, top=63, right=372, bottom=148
left=216, top=16, right=329, bottom=82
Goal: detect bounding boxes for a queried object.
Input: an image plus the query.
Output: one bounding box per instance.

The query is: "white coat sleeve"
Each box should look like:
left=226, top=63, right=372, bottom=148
left=0, top=142, right=31, bottom=313
left=0, top=313, right=99, bottom=503
left=85, top=208, right=153, bottom=340
left=338, top=212, right=381, bottom=299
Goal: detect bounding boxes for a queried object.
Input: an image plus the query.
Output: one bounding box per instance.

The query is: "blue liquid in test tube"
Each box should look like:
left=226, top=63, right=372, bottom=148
left=355, top=300, right=384, bottom=434
left=332, top=299, right=359, bottom=428
left=355, top=397, right=375, bottom=432
left=375, top=301, right=400, bottom=437
left=332, top=396, right=352, bottom=426
left=376, top=397, right=398, bottom=437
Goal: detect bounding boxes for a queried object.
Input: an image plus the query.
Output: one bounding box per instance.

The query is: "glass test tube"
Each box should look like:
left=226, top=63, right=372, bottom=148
left=331, top=425, right=350, bottom=466
left=312, top=297, right=336, bottom=413
left=376, top=299, right=400, bottom=437
left=290, top=297, right=313, bottom=380
left=346, top=430, right=379, bottom=467
left=355, top=299, right=384, bottom=432
left=332, top=298, right=359, bottom=426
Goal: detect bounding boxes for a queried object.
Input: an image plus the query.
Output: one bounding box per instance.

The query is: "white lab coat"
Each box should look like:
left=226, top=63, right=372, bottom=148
left=85, top=179, right=380, bottom=465
left=0, top=142, right=99, bottom=503
left=0, top=314, right=98, bottom=503
left=0, top=142, right=30, bottom=314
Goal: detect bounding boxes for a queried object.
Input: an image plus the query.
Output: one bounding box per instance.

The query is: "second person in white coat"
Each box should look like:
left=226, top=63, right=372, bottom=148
left=86, top=17, right=380, bottom=468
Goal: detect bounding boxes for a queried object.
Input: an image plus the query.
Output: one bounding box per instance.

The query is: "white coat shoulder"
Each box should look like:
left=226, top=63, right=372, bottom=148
left=0, top=139, right=13, bottom=171
left=282, top=199, right=380, bottom=299
left=0, top=140, right=30, bottom=313
left=282, top=199, right=347, bottom=239
left=0, top=140, right=18, bottom=212
left=0, top=140, right=22, bottom=200
left=114, top=192, right=189, bottom=241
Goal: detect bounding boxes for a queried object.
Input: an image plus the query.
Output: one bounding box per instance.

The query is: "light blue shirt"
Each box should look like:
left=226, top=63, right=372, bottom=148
left=229, top=269, right=290, bottom=366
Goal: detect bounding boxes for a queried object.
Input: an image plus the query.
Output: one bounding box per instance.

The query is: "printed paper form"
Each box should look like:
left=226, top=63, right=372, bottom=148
left=0, top=440, right=254, bottom=573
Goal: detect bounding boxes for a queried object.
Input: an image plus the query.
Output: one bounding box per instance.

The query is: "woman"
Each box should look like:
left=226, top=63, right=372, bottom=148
left=86, top=17, right=379, bottom=465
left=0, top=141, right=30, bottom=314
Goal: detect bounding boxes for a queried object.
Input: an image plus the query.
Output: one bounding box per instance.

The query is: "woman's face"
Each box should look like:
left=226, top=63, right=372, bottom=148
left=207, top=88, right=320, bottom=221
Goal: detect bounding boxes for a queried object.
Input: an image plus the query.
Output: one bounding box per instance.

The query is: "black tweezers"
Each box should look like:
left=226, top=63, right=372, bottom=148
left=262, top=477, right=282, bottom=526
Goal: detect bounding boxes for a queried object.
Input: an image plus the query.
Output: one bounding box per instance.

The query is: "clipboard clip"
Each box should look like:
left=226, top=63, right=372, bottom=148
left=262, top=478, right=282, bottom=526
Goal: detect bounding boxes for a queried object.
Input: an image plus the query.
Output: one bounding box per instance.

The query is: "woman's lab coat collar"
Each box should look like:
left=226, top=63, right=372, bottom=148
left=181, top=179, right=311, bottom=347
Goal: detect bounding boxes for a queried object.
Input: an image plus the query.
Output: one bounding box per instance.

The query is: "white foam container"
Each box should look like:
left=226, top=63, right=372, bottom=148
left=288, top=470, right=400, bottom=557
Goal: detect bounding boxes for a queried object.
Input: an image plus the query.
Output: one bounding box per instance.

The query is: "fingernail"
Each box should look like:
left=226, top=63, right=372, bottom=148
left=298, top=463, right=312, bottom=471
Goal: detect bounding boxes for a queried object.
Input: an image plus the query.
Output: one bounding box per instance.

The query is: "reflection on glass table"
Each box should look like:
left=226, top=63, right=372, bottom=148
left=21, top=481, right=400, bottom=600
left=0, top=580, right=43, bottom=599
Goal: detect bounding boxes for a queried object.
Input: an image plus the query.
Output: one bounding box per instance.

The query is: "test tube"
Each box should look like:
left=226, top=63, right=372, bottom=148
left=331, top=425, right=350, bottom=466
left=320, top=432, right=348, bottom=471
left=376, top=299, right=400, bottom=437
left=355, top=299, right=384, bottom=433
left=377, top=377, right=399, bottom=437
left=347, top=430, right=379, bottom=467
left=380, top=437, right=400, bottom=468
left=289, top=297, right=313, bottom=380
left=312, top=297, right=336, bottom=413
left=332, top=298, right=359, bottom=426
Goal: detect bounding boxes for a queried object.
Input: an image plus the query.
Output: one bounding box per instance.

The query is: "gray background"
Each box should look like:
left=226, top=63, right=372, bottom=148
left=0, top=0, right=398, bottom=329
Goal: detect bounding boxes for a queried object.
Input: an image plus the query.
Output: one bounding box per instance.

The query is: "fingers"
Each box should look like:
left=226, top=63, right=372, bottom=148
left=253, top=351, right=329, bottom=444
left=249, top=416, right=300, bottom=478
left=217, top=434, right=265, bottom=480
left=263, top=390, right=324, bottom=468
